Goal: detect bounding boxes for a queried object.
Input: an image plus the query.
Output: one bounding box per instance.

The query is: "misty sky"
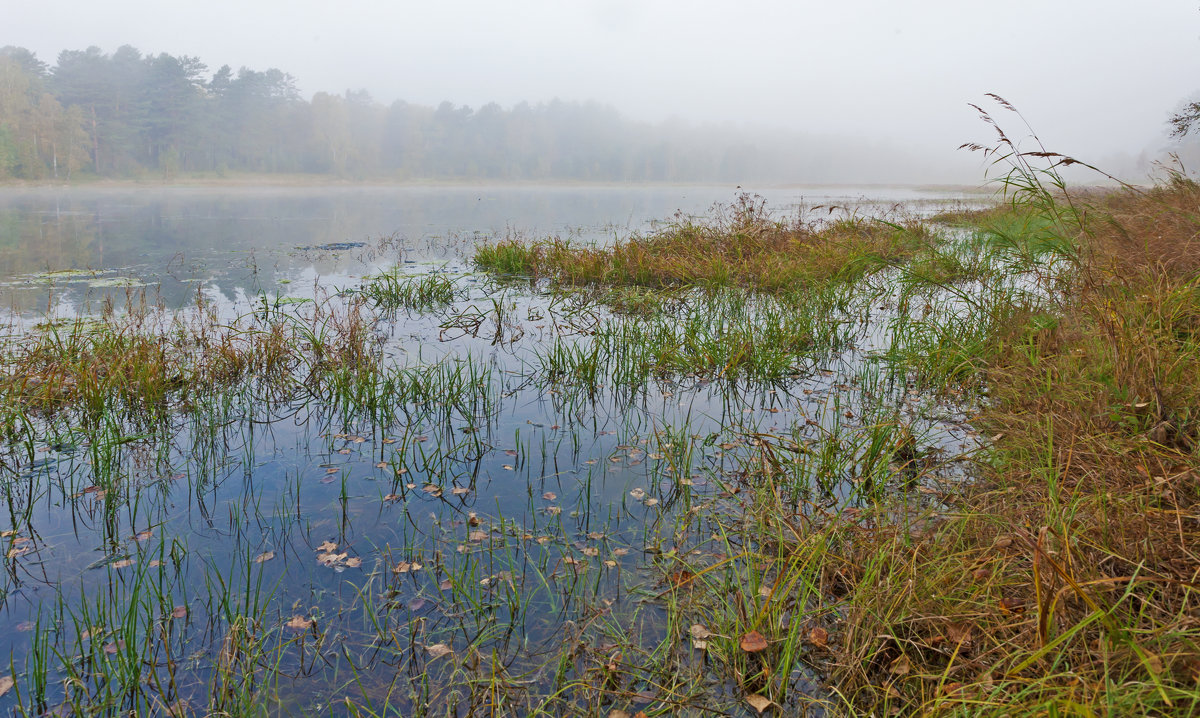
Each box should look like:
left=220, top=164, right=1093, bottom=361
left=8, top=1, right=1200, bottom=171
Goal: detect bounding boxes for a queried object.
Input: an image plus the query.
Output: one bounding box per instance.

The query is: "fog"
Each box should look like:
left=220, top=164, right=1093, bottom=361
left=6, top=1, right=1200, bottom=184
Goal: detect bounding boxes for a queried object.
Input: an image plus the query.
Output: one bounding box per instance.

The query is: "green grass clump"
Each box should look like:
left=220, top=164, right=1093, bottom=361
left=361, top=271, right=456, bottom=311
left=475, top=194, right=933, bottom=295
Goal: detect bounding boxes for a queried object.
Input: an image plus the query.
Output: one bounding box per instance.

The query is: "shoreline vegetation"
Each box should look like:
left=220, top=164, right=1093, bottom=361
left=471, top=129, right=1200, bottom=711
left=0, top=102, right=1196, bottom=715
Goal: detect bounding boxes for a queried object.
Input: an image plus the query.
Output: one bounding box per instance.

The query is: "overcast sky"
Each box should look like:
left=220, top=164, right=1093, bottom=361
left=7, top=0, right=1200, bottom=172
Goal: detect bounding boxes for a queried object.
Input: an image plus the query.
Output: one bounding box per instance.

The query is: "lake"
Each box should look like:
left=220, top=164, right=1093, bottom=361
left=0, top=184, right=982, bottom=716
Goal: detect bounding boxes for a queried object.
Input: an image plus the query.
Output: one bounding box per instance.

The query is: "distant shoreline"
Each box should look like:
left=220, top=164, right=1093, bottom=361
left=0, top=174, right=992, bottom=195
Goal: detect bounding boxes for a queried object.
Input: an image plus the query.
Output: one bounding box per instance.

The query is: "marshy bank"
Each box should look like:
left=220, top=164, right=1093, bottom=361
left=0, top=157, right=1194, bottom=718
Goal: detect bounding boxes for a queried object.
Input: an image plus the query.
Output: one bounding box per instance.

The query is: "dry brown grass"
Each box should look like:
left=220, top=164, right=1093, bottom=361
left=767, top=178, right=1200, bottom=715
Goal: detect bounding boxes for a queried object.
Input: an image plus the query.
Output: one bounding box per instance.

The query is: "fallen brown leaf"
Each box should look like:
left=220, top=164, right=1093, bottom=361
left=740, top=630, right=768, bottom=653
left=808, top=626, right=829, bottom=648
left=426, top=643, right=452, bottom=659
left=285, top=615, right=313, bottom=631
left=746, top=693, right=774, bottom=714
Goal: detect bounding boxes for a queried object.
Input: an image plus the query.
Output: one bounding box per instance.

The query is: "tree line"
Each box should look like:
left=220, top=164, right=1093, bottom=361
left=0, top=44, right=874, bottom=183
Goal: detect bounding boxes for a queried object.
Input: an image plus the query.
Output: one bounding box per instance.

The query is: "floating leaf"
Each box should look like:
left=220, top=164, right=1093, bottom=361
left=422, top=484, right=443, bottom=497
left=317, top=541, right=338, bottom=552
left=407, top=597, right=427, bottom=611
left=451, top=486, right=470, bottom=495
left=383, top=493, right=401, bottom=502
left=317, top=552, right=348, bottom=567
left=504, top=450, right=518, bottom=456
left=325, top=467, right=340, bottom=475
left=468, top=531, right=488, bottom=542
left=502, top=464, right=515, bottom=471
left=345, top=557, right=362, bottom=568
left=111, top=559, right=135, bottom=569
left=587, top=532, right=605, bottom=540
left=0, top=675, right=12, bottom=697
left=690, top=624, right=712, bottom=640
left=171, top=606, right=188, bottom=619
left=745, top=694, right=774, bottom=714
left=542, top=492, right=557, bottom=501
left=740, top=630, right=768, bottom=653
left=644, top=498, right=659, bottom=507
left=629, top=488, right=646, bottom=500
left=439, top=578, right=453, bottom=591
left=393, top=561, right=413, bottom=574
left=426, top=643, right=452, bottom=659
left=285, top=615, right=313, bottom=631
left=582, top=547, right=599, bottom=557
left=375, top=462, right=388, bottom=469
left=253, top=551, right=275, bottom=564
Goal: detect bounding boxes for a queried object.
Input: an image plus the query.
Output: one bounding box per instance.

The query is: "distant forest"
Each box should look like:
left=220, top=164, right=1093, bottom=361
left=0, top=45, right=938, bottom=184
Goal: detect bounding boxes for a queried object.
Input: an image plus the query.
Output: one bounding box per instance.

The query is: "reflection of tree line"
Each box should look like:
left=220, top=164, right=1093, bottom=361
left=0, top=44, right=925, bottom=184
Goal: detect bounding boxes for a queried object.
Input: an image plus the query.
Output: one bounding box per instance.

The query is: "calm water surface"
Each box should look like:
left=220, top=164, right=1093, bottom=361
left=0, top=185, right=980, bottom=716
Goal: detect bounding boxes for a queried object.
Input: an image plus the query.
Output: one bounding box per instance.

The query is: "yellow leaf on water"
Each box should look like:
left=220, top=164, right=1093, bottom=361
left=0, top=676, right=12, bottom=697
left=345, top=557, right=362, bottom=568
left=253, top=551, right=275, bottom=563
left=451, top=487, right=470, bottom=495
left=317, top=541, right=338, bottom=552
